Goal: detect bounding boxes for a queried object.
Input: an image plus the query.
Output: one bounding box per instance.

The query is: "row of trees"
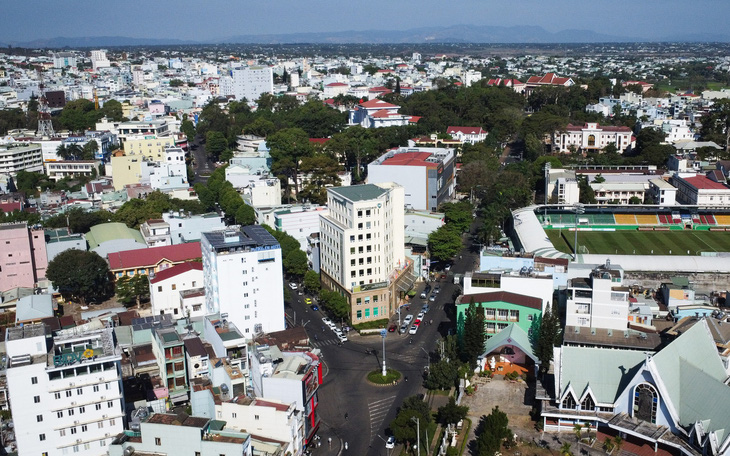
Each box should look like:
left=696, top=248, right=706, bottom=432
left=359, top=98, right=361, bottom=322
left=427, top=201, right=472, bottom=263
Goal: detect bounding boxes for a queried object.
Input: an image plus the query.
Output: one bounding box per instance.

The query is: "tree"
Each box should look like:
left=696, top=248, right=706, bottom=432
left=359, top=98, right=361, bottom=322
left=100, top=99, right=123, bottom=121
left=205, top=131, right=228, bottom=161
left=298, top=154, right=342, bottom=204
left=325, top=126, right=377, bottom=182
left=629, top=196, right=642, bottom=204
left=81, top=140, right=98, bottom=160
left=474, top=406, right=512, bottom=456
left=574, top=423, right=583, bottom=442
left=46, top=250, right=111, bottom=305
left=115, top=274, right=149, bottom=307
left=283, top=249, right=308, bottom=277
left=461, top=298, right=486, bottom=368
left=318, top=290, right=349, bottom=321
left=437, top=397, right=468, bottom=426
left=181, top=118, right=196, bottom=144
left=578, top=176, right=597, bottom=204
left=390, top=395, right=432, bottom=448
left=267, top=128, right=313, bottom=200
left=428, top=226, right=462, bottom=263
left=235, top=204, right=255, bottom=226
left=59, top=99, right=97, bottom=132
left=534, top=305, right=561, bottom=375
left=700, top=99, right=730, bottom=152
left=424, top=359, right=459, bottom=390
left=303, top=270, right=321, bottom=293
left=560, top=442, right=573, bottom=456
left=441, top=201, right=473, bottom=233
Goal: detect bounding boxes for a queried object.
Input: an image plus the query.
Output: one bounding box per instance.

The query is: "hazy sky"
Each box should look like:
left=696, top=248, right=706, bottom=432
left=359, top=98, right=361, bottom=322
left=2, top=0, right=728, bottom=42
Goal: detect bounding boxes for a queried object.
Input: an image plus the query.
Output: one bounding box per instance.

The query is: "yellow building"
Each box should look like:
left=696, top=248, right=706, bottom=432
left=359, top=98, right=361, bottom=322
left=123, top=135, right=175, bottom=160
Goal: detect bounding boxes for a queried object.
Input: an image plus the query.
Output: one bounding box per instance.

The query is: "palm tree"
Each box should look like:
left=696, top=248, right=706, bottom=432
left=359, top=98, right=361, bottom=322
left=573, top=423, right=583, bottom=442
left=613, top=436, right=623, bottom=455
left=560, top=442, right=573, bottom=456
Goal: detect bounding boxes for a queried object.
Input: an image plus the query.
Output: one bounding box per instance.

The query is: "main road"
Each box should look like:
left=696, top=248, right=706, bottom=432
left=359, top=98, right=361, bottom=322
left=285, top=216, right=482, bottom=455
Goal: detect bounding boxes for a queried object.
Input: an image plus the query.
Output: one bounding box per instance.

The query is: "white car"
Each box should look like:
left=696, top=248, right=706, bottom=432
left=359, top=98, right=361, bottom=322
left=333, top=328, right=343, bottom=337
left=337, top=333, right=348, bottom=342
left=322, top=317, right=332, bottom=326
left=288, top=283, right=298, bottom=290
left=327, top=321, right=337, bottom=330
left=409, top=324, right=418, bottom=335
left=403, top=315, right=414, bottom=326
left=417, top=311, right=425, bottom=321
left=385, top=436, right=396, bottom=449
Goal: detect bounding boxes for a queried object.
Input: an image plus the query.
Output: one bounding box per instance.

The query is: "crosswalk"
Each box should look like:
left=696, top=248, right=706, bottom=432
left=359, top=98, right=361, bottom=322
left=368, top=395, right=396, bottom=440
left=310, top=339, right=341, bottom=348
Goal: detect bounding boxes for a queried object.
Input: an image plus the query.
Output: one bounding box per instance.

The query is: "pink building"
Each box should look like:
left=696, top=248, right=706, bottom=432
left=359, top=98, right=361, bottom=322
left=0, top=222, right=48, bottom=292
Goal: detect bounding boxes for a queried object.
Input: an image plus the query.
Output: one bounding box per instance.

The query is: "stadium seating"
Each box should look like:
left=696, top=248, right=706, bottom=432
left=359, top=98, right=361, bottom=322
left=715, top=215, right=730, bottom=226
left=636, top=214, right=659, bottom=225
left=658, top=214, right=671, bottom=224
left=614, top=214, right=638, bottom=225
left=592, top=214, right=616, bottom=225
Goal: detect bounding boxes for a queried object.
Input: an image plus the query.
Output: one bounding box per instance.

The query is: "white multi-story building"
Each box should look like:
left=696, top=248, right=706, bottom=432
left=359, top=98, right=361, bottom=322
left=220, top=67, right=274, bottom=102
left=546, top=168, right=580, bottom=204
left=320, top=183, right=414, bottom=322
left=367, top=146, right=456, bottom=211
left=446, top=126, right=487, bottom=144
left=648, top=178, right=678, bottom=205
left=0, top=140, right=43, bottom=175
left=552, top=123, right=633, bottom=154
left=201, top=226, right=285, bottom=337
left=565, top=262, right=629, bottom=331
left=162, top=211, right=226, bottom=245
left=53, top=52, right=77, bottom=68
left=5, top=325, right=124, bottom=456
left=45, top=161, right=100, bottom=182
left=149, top=262, right=204, bottom=318
left=672, top=173, right=730, bottom=206
left=90, top=50, right=110, bottom=71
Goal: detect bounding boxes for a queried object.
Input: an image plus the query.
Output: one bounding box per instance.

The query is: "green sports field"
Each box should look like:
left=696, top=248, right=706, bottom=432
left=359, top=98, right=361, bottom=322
left=546, top=229, right=730, bottom=256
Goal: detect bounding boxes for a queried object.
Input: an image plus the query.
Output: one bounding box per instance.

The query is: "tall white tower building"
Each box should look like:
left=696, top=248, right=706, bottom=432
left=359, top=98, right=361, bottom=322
left=201, top=225, right=285, bottom=337
left=319, top=183, right=414, bottom=323
left=5, top=325, right=125, bottom=456
left=219, top=67, right=274, bottom=102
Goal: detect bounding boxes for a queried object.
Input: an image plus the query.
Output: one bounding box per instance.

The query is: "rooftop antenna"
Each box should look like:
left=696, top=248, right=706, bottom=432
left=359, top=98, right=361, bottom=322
left=36, top=67, right=55, bottom=138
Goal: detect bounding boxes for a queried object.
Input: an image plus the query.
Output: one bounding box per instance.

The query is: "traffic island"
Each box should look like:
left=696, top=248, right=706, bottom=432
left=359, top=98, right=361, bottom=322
left=367, top=368, right=402, bottom=386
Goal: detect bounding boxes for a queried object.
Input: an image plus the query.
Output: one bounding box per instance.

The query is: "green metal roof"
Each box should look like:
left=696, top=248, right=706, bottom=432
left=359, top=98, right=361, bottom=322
left=85, top=222, right=145, bottom=249
left=329, top=184, right=386, bottom=202
left=482, top=323, right=537, bottom=363
left=652, top=320, right=729, bottom=435
left=560, top=346, right=645, bottom=404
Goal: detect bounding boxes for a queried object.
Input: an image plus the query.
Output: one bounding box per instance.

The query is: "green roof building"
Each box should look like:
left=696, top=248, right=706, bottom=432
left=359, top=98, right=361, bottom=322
left=86, top=222, right=146, bottom=258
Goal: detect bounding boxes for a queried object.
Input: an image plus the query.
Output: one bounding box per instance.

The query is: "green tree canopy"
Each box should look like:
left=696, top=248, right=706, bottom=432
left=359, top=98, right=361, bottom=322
left=428, top=225, right=462, bottom=263
left=298, top=154, right=342, bottom=204
left=534, top=304, right=561, bottom=375
left=461, top=298, right=486, bottom=368
left=267, top=128, right=313, bottom=200
left=437, top=396, right=469, bottom=426
left=59, top=99, right=98, bottom=132
left=474, top=406, right=512, bottom=456
left=389, top=395, right=433, bottom=447
left=303, top=270, right=321, bottom=293
left=115, top=274, right=150, bottom=307
left=283, top=249, right=309, bottom=277
left=46, top=250, right=112, bottom=305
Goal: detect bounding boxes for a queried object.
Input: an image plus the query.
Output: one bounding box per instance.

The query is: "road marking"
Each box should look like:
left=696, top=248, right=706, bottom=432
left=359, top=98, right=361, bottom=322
left=368, top=395, right=396, bottom=439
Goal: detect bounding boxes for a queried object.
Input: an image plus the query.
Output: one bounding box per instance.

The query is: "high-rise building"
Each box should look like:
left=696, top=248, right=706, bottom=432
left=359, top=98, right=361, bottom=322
left=220, top=67, right=273, bottom=102
left=319, top=183, right=414, bottom=323
left=90, top=50, right=110, bottom=71
left=5, top=325, right=125, bottom=456
left=201, top=226, right=285, bottom=337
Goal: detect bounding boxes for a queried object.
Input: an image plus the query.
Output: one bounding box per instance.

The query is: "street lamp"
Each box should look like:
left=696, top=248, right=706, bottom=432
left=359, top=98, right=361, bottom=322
left=381, top=329, right=387, bottom=376
left=573, top=203, right=585, bottom=261
left=420, top=347, right=430, bottom=372
left=411, top=416, right=420, bottom=456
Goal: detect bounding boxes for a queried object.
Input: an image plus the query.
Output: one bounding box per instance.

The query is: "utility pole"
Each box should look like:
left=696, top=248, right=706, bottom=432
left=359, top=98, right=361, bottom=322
left=573, top=203, right=585, bottom=261
left=36, top=67, right=54, bottom=138
left=411, top=416, right=420, bottom=456
left=381, top=329, right=387, bottom=376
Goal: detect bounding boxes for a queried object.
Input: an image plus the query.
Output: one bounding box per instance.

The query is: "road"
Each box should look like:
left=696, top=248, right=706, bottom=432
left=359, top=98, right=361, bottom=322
left=284, top=215, right=482, bottom=456
left=189, top=137, right=214, bottom=183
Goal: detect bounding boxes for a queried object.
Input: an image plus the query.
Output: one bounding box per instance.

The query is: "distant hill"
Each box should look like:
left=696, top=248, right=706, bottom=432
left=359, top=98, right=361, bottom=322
left=4, top=25, right=730, bottom=48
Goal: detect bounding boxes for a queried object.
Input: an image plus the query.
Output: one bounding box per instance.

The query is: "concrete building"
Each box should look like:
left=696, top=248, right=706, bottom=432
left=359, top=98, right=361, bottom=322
left=546, top=168, right=580, bottom=205
left=108, top=413, right=252, bottom=456
left=45, top=161, right=100, bottom=182
left=249, top=342, right=321, bottom=445
left=348, top=99, right=420, bottom=128
left=0, top=222, right=48, bottom=292
left=90, top=49, right=110, bottom=70
left=116, top=121, right=171, bottom=145
left=367, top=147, right=456, bottom=211
left=44, top=228, right=86, bottom=262
left=456, top=290, right=543, bottom=340
left=201, top=226, right=285, bottom=337
left=647, top=178, right=678, bottom=205
left=0, top=140, right=43, bottom=175
left=140, top=219, right=172, bottom=247
left=52, top=52, right=77, bottom=69
left=446, top=126, right=487, bottom=144
left=552, top=123, right=633, bottom=154
left=672, top=173, right=730, bottom=206
left=151, top=328, right=189, bottom=404
left=149, top=262, right=204, bottom=318
left=241, top=178, right=281, bottom=207
left=107, top=242, right=201, bottom=279
left=5, top=325, right=124, bottom=456
left=162, top=211, right=226, bottom=245
left=319, top=184, right=414, bottom=322
left=565, top=262, right=629, bottom=331
left=220, top=67, right=274, bottom=102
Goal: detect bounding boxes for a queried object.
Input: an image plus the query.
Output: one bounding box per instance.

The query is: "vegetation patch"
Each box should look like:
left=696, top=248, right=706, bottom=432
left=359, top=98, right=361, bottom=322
left=367, top=369, right=401, bottom=384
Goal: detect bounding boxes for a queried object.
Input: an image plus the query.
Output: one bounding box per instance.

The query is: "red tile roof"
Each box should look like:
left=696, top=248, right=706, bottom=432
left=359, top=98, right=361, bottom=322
left=371, top=109, right=403, bottom=118
left=0, top=201, right=22, bottom=213
left=325, top=82, right=348, bottom=87
left=150, top=261, right=203, bottom=284
left=408, top=116, right=422, bottom=124
left=463, top=291, right=542, bottom=310
left=381, top=152, right=438, bottom=168
left=682, top=175, right=730, bottom=191
left=109, top=242, right=201, bottom=271
left=358, top=99, right=399, bottom=109
left=527, top=72, right=572, bottom=86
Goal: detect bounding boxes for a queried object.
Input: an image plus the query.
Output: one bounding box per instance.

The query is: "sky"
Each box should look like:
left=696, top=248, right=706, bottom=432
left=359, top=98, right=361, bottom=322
left=1, top=0, right=729, bottom=42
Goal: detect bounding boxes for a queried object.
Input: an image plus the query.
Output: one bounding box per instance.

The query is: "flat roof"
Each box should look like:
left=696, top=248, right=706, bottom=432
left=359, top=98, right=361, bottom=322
left=329, top=184, right=386, bottom=202
left=202, top=225, right=278, bottom=250
left=381, top=151, right=438, bottom=168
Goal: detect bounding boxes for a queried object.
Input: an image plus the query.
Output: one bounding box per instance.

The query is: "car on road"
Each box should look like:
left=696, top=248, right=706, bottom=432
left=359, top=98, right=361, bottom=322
left=444, top=264, right=451, bottom=271
left=434, top=286, right=440, bottom=294
left=311, top=305, right=319, bottom=311
left=416, top=312, right=425, bottom=322
left=333, top=328, right=343, bottom=337
left=388, top=324, right=397, bottom=332
left=337, top=333, right=348, bottom=342
left=304, top=298, right=312, bottom=305
left=403, top=315, right=414, bottom=325
left=429, top=294, right=436, bottom=302
left=400, top=324, right=408, bottom=334
left=422, top=304, right=430, bottom=313
left=385, top=436, right=396, bottom=449
left=409, top=324, right=419, bottom=335
left=288, top=283, right=298, bottom=290
left=327, top=321, right=337, bottom=330
left=322, top=317, right=332, bottom=326
left=420, top=291, right=427, bottom=299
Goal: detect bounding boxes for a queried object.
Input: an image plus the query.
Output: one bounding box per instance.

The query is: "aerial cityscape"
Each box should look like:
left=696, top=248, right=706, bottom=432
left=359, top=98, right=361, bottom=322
left=0, top=3, right=730, bottom=456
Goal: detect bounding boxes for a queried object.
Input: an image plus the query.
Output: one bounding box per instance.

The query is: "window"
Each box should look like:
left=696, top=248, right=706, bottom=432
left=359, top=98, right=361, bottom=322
left=66, top=390, right=72, bottom=397
left=93, top=385, right=99, bottom=392
left=33, top=396, right=40, bottom=403
left=172, top=284, right=177, bottom=290
left=155, top=437, right=161, bottom=446
left=57, top=411, right=64, bottom=418
left=98, top=422, right=104, bottom=429
left=581, top=395, right=595, bottom=411
left=95, top=404, right=101, bottom=411
left=60, top=429, right=66, bottom=437
left=81, top=425, right=88, bottom=432
left=254, top=415, right=260, bottom=420
left=562, top=393, right=577, bottom=410
left=110, top=419, right=116, bottom=426
left=55, top=392, right=61, bottom=399
left=39, top=434, right=46, bottom=441
left=70, top=427, right=77, bottom=435
left=232, top=412, right=237, bottom=418
left=37, top=414, right=43, bottom=422
left=79, top=406, right=85, bottom=413
left=634, top=383, right=659, bottom=424
left=77, top=388, right=82, bottom=395
left=158, top=286, right=162, bottom=292
left=108, top=401, right=113, bottom=408
left=68, top=409, right=74, bottom=416
left=31, top=376, right=38, bottom=384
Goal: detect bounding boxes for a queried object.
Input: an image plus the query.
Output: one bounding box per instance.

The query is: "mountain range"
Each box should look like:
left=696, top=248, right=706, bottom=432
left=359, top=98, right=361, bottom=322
left=3, top=25, right=730, bottom=48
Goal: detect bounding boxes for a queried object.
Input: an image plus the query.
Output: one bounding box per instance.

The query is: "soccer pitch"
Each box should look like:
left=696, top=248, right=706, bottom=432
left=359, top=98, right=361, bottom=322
left=546, top=229, right=730, bottom=255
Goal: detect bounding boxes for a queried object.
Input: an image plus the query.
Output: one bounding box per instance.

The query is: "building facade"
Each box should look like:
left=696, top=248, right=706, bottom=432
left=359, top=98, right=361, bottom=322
left=0, top=222, right=48, bottom=292
left=565, top=263, right=629, bottom=331
left=0, top=141, right=44, bottom=175
left=552, top=123, right=633, bottom=154
left=220, top=67, right=274, bottom=102
left=201, top=226, right=285, bottom=337
left=319, top=184, right=414, bottom=322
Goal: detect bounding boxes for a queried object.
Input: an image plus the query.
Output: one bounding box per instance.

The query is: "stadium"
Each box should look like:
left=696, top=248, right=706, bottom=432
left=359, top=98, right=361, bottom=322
left=510, top=205, right=730, bottom=274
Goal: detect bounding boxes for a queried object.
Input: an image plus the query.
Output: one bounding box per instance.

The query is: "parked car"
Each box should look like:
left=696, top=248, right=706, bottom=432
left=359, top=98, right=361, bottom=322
left=304, top=298, right=312, bottom=305
left=422, top=304, right=430, bottom=313
left=403, top=315, right=414, bottom=325
left=322, top=317, right=332, bottom=326
left=385, top=436, right=396, bottom=449
left=388, top=324, right=397, bottom=332
left=434, top=286, right=440, bottom=294
left=409, top=324, right=419, bottom=335
left=289, top=282, right=298, bottom=290
left=400, top=324, right=408, bottom=334
left=416, top=312, right=425, bottom=322
left=429, top=294, right=436, bottom=302
left=311, top=305, right=319, bottom=311
left=337, top=333, right=348, bottom=342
